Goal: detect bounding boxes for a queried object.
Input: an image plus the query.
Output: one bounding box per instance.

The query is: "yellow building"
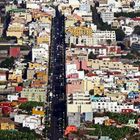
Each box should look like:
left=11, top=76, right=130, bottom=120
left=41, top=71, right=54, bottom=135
left=82, top=79, right=93, bottom=92
left=36, top=71, right=48, bottom=82
left=37, top=36, right=50, bottom=45
left=28, top=62, right=47, bottom=70
left=7, top=23, right=24, bottom=38
left=87, top=59, right=139, bottom=72
left=8, top=70, right=23, bottom=83
left=32, top=106, right=45, bottom=117
left=67, top=26, right=93, bottom=37
left=0, top=118, right=15, bottom=130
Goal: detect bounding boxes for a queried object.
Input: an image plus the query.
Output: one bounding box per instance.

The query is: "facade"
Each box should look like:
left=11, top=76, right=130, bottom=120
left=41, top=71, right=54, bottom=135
left=32, top=44, right=49, bottom=63
left=93, top=31, right=116, bottom=45
left=0, top=118, right=15, bottom=130
left=21, top=88, right=46, bottom=102
left=23, top=116, right=41, bottom=130
left=100, top=11, right=114, bottom=24
left=67, top=92, right=92, bottom=113
left=32, top=106, right=45, bottom=117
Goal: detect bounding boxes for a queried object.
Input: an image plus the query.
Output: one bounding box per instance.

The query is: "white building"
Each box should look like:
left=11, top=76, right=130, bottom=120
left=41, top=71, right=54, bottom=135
left=67, top=92, right=92, bottom=113
left=32, top=44, right=49, bottom=63
left=91, top=100, right=135, bottom=113
left=66, top=64, right=85, bottom=79
left=23, top=116, right=41, bottom=130
left=93, top=31, right=116, bottom=45
left=7, top=94, right=19, bottom=102
left=14, top=114, right=28, bottom=124
left=100, top=11, right=114, bottom=25
left=122, top=26, right=133, bottom=36
left=70, top=35, right=94, bottom=46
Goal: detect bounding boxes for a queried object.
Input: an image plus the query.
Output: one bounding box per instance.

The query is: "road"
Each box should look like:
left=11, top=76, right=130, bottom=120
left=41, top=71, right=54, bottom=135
left=46, top=7, right=67, bottom=140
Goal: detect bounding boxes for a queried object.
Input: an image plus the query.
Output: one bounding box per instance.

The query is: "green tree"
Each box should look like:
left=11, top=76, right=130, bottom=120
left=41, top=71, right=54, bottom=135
left=133, top=26, right=140, bottom=35
left=89, top=89, right=94, bottom=95
left=19, top=101, right=44, bottom=114
left=106, top=39, right=112, bottom=45
left=88, top=51, right=97, bottom=59
left=0, top=57, right=15, bottom=69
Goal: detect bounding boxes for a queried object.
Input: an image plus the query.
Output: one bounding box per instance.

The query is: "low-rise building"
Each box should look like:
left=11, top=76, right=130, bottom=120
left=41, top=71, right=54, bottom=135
left=23, top=115, right=42, bottom=130
left=0, top=118, right=15, bottom=130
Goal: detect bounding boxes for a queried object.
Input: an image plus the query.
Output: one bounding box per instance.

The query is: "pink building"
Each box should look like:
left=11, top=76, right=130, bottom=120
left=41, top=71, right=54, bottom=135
left=67, top=80, right=83, bottom=94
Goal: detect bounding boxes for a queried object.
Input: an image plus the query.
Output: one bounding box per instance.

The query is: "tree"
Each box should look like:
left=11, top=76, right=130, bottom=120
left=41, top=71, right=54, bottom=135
left=106, top=39, right=112, bottom=45
left=19, top=101, right=44, bottom=114
left=13, top=0, right=18, bottom=5
left=89, top=89, right=94, bottom=95
left=133, top=26, right=140, bottom=35
left=88, top=51, right=97, bottom=59
left=0, top=57, right=15, bottom=69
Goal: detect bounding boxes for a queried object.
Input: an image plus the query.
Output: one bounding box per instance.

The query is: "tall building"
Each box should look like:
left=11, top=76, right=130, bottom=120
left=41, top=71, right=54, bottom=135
left=45, top=7, right=67, bottom=139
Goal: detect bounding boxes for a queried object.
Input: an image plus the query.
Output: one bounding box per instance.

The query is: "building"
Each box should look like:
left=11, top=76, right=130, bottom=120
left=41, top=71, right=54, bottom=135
left=67, top=92, right=92, bottom=113
left=93, top=31, right=116, bottom=45
left=9, top=47, right=20, bottom=58
left=32, top=106, right=45, bottom=117
left=23, top=116, right=42, bottom=130
left=67, top=112, right=80, bottom=127
left=21, top=88, right=46, bottom=102
left=32, top=44, right=49, bottom=63
left=87, top=59, right=139, bottom=72
left=100, top=11, right=114, bottom=24
left=0, top=118, right=15, bottom=130
left=14, top=114, right=28, bottom=124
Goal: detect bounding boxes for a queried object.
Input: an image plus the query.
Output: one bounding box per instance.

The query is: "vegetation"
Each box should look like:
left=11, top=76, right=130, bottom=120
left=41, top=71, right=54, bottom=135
left=133, top=26, right=140, bottom=35
left=133, top=61, right=140, bottom=66
left=88, top=51, right=97, bottom=59
left=0, top=36, right=17, bottom=43
left=87, top=124, right=133, bottom=140
left=89, top=89, right=94, bottom=95
left=121, top=53, right=136, bottom=59
left=114, top=12, right=140, bottom=18
left=0, top=130, right=41, bottom=140
left=105, top=112, right=139, bottom=124
left=19, top=101, right=44, bottom=114
left=0, top=57, right=15, bottom=69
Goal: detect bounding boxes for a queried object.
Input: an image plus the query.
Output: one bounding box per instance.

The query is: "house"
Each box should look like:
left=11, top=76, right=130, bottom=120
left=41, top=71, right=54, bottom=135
left=0, top=118, right=15, bottom=130
left=23, top=115, right=42, bottom=130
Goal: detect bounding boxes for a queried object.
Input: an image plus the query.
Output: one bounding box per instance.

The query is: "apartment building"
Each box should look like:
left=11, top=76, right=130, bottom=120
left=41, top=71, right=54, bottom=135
left=100, top=11, right=114, bottom=24
left=32, top=44, right=49, bottom=63
left=87, top=60, right=139, bottom=72
left=93, top=31, right=116, bottom=45
left=67, top=92, right=92, bottom=113
left=21, top=88, right=46, bottom=102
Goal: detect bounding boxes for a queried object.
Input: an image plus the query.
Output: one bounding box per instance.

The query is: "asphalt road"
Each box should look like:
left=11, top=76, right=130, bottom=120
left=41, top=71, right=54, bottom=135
left=46, top=8, right=67, bottom=140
